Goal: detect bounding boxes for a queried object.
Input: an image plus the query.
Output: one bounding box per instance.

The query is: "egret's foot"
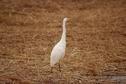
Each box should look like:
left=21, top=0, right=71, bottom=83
left=58, top=63, right=61, bottom=72
left=59, top=69, right=61, bottom=72
left=50, top=67, right=53, bottom=73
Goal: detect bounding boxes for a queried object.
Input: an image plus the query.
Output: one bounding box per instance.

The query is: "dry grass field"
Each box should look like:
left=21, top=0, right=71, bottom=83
left=0, top=0, right=126, bottom=84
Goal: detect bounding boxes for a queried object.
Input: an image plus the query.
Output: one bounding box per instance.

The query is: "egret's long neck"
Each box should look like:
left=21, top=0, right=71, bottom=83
left=61, top=20, right=66, bottom=43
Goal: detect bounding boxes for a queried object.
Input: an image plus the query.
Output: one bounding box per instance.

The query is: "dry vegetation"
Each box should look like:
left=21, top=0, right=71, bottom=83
left=0, top=0, right=126, bottom=84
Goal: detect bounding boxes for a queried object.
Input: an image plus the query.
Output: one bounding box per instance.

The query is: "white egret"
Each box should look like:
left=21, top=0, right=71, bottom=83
left=50, top=17, right=68, bottom=72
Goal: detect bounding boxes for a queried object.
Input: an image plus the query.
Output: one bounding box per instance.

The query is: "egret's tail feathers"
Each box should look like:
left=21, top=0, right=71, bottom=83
left=50, top=59, right=55, bottom=67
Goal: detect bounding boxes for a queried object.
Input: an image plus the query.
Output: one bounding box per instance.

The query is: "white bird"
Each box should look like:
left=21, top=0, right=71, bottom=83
left=50, top=17, right=68, bottom=72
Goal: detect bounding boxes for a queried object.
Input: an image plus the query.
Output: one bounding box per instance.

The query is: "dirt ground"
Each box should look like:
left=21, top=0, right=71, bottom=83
left=0, top=0, right=126, bottom=84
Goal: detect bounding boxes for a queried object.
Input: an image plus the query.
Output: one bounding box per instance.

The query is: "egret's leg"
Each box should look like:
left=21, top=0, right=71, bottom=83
left=58, top=63, right=61, bottom=72
left=51, top=67, right=53, bottom=73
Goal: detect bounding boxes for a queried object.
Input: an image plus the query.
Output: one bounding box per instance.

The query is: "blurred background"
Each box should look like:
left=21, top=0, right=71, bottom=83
left=0, top=0, right=126, bottom=83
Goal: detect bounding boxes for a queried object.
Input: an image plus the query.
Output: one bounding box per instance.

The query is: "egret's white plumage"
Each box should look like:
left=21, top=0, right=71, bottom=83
left=50, top=17, right=68, bottom=71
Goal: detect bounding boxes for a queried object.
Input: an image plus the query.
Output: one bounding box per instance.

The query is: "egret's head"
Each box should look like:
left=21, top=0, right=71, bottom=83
left=63, top=17, right=68, bottom=22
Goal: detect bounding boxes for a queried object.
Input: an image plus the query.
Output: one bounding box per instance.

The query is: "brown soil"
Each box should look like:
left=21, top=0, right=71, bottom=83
left=0, top=0, right=126, bottom=84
